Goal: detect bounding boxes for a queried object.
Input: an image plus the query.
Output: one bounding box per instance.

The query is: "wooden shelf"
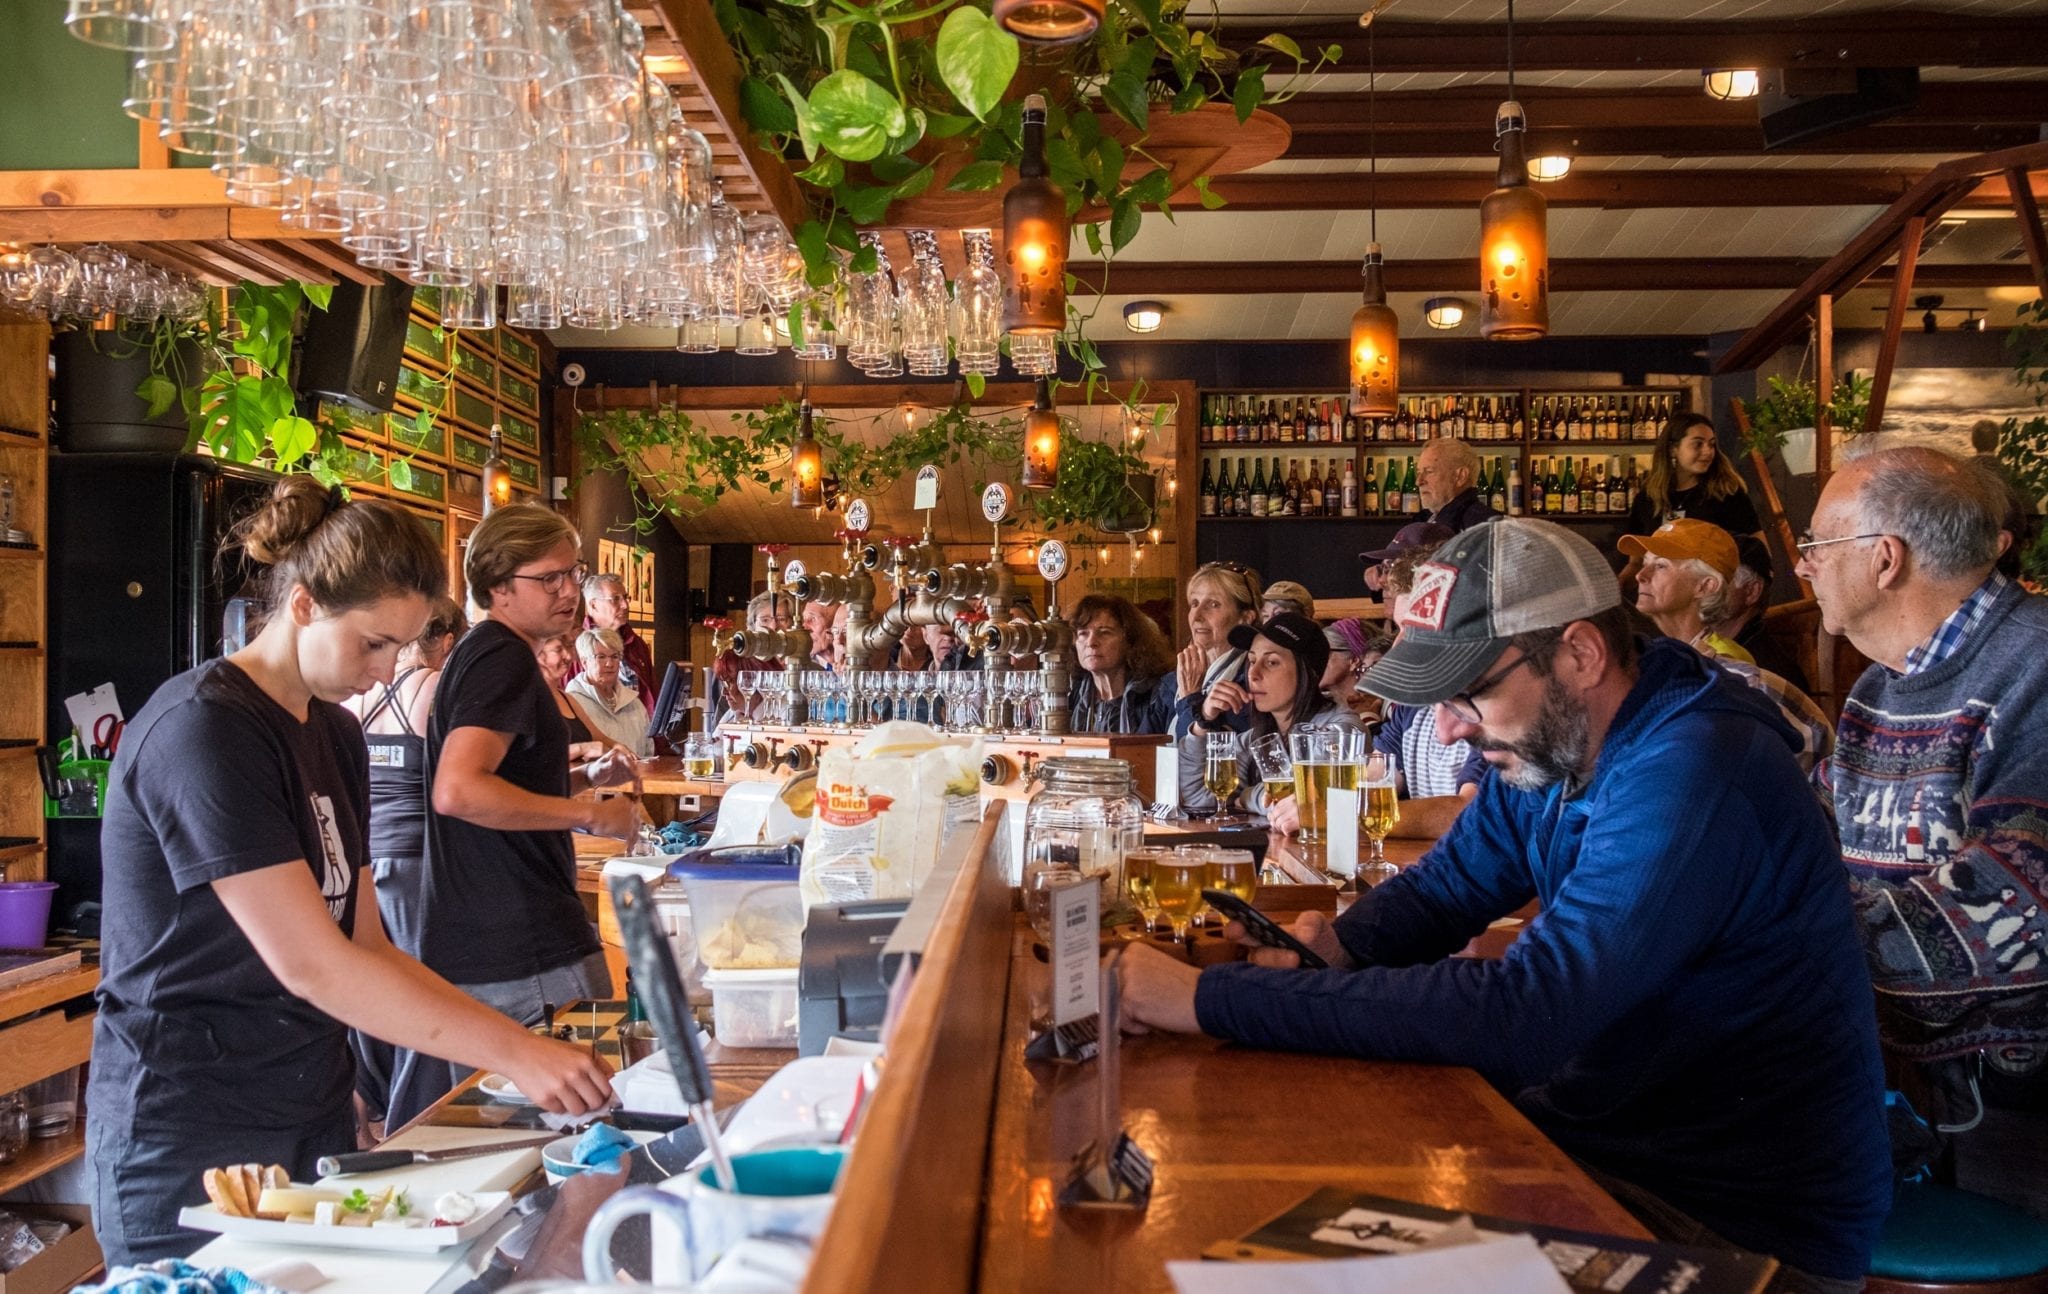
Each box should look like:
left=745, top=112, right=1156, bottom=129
left=0, top=843, right=44, bottom=864
left=0, top=424, right=42, bottom=444
left=0, top=547, right=42, bottom=561
left=0, top=1126, right=84, bottom=1198
left=1528, top=440, right=1660, bottom=450
left=0, top=966, right=97, bottom=1029
left=0, top=648, right=42, bottom=659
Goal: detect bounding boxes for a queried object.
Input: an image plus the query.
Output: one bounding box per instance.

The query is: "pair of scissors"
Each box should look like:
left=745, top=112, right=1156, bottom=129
left=91, top=714, right=124, bottom=760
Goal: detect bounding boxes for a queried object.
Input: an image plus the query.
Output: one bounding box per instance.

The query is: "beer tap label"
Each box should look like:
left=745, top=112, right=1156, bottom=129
left=914, top=464, right=940, bottom=510
left=846, top=498, right=872, bottom=533
left=981, top=482, right=1013, bottom=523
left=783, top=558, right=806, bottom=582
left=1037, top=539, right=1069, bottom=582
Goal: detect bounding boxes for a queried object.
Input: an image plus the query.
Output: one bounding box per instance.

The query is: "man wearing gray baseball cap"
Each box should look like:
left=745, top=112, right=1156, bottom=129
left=1119, top=519, right=1890, bottom=1291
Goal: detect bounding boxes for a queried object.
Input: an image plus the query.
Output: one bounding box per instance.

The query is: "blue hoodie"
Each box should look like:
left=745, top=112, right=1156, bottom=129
left=1194, top=640, right=1890, bottom=1280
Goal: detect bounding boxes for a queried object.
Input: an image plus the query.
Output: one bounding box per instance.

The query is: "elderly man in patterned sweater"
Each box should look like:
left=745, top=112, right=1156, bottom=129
left=1803, top=445, right=2048, bottom=1217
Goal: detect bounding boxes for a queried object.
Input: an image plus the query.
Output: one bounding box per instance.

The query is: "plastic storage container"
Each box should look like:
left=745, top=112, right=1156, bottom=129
left=672, top=861, right=805, bottom=971
left=703, top=968, right=801, bottom=1048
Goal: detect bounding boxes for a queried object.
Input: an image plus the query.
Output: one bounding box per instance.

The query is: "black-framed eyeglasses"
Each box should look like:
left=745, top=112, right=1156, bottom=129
left=509, top=560, right=590, bottom=595
left=1442, top=651, right=1536, bottom=724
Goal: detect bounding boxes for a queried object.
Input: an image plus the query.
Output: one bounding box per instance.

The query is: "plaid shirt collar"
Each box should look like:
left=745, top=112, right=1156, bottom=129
left=1901, top=569, right=2010, bottom=676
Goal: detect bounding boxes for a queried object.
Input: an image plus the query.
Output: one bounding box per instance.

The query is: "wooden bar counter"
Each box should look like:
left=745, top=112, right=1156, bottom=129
left=802, top=810, right=1641, bottom=1292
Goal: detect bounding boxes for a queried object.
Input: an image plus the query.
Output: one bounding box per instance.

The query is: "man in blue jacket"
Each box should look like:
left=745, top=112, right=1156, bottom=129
left=1120, top=519, right=1890, bottom=1293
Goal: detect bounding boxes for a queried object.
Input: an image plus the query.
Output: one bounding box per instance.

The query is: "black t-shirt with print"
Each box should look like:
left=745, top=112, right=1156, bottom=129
left=1626, top=480, right=1762, bottom=538
left=92, top=659, right=367, bottom=1133
left=418, top=619, right=598, bottom=984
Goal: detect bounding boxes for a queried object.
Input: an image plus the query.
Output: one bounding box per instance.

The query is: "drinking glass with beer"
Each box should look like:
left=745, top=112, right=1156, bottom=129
left=1203, top=731, right=1242, bottom=817
left=1123, top=846, right=1172, bottom=933
left=1205, top=848, right=1258, bottom=904
left=1360, top=753, right=1400, bottom=883
left=1149, top=850, right=1210, bottom=944
left=1249, top=733, right=1294, bottom=811
left=683, top=734, right=721, bottom=781
left=1288, top=727, right=1369, bottom=843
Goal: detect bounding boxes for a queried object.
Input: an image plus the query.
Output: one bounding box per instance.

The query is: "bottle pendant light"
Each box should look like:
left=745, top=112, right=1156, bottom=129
left=1349, top=25, right=1399, bottom=417
left=1003, top=94, right=1068, bottom=337
left=790, top=399, right=825, bottom=509
left=1022, top=378, right=1061, bottom=490
left=1479, top=0, right=1549, bottom=341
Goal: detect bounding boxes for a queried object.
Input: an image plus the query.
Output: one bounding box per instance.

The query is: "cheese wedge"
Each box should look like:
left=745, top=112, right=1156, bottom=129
left=257, top=1187, right=346, bottom=1217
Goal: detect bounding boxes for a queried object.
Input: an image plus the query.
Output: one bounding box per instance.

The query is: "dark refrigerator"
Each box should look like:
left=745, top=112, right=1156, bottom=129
left=45, top=453, right=282, bottom=910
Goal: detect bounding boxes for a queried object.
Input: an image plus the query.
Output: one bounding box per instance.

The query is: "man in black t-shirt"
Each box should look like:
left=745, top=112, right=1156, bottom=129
left=385, top=505, right=640, bottom=1128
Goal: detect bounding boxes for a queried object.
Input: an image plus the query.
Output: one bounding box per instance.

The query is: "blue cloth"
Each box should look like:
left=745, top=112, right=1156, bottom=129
left=1193, top=640, right=1891, bottom=1281
left=1372, top=702, right=1485, bottom=797
left=573, top=1121, right=636, bottom=1169
left=78, top=1260, right=284, bottom=1294
left=1901, top=569, right=2009, bottom=676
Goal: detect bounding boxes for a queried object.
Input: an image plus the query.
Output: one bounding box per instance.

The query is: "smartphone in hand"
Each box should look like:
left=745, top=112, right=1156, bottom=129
left=1200, top=889, right=1328, bottom=969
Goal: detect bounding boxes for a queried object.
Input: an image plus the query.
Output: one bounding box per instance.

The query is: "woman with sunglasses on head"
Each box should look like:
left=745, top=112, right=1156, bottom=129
left=1173, top=562, right=1266, bottom=806
left=1184, top=611, right=1370, bottom=828
left=90, top=482, right=614, bottom=1264
left=384, top=504, right=642, bottom=1129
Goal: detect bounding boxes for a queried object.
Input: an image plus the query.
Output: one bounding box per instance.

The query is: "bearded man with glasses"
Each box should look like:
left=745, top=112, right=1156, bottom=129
left=1119, top=518, right=1889, bottom=1293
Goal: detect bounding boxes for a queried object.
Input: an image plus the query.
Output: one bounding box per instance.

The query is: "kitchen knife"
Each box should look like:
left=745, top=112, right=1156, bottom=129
left=606, top=872, right=736, bottom=1192
left=317, top=1134, right=562, bottom=1177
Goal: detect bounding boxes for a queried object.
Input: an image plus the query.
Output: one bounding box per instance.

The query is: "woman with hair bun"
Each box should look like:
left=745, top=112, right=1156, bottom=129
left=88, top=478, right=613, bottom=1265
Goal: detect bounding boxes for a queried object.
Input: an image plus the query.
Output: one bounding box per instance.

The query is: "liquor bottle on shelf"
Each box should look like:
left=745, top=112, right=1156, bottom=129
left=1545, top=458, right=1564, bottom=513
left=1234, top=457, right=1252, bottom=515
left=1392, top=399, right=1412, bottom=442
left=1561, top=456, right=1580, bottom=514
left=1237, top=396, right=1253, bottom=444
left=1323, top=460, right=1340, bottom=516
left=1360, top=459, right=1380, bottom=514
left=1342, top=459, right=1361, bottom=516
left=1624, top=456, right=1643, bottom=512
left=1509, top=395, right=1526, bottom=442
left=1343, top=407, right=1360, bottom=443
left=1590, top=459, right=1607, bottom=513
left=1399, top=455, right=1419, bottom=514
left=1249, top=456, right=1269, bottom=517
left=1609, top=456, right=1625, bottom=512
left=1219, top=462, right=1237, bottom=517
left=1529, top=457, right=1547, bottom=514
left=1282, top=460, right=1301, bottom=517
left=1290, top=399, right=1305, bottom=444
left=1507, top=459, right=1525, bottom=516
left=1199, top=457, right=1218, bottom=516
left=1488, top=457, right=1508, bottom=513
left=1304, top=460, right=1324, bottom=514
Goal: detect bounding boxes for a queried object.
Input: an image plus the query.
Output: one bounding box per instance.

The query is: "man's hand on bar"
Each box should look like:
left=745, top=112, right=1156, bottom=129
left=1114, top=944, right=1204, bottom=1035
left=1228, top=911, right=1353, bottom=971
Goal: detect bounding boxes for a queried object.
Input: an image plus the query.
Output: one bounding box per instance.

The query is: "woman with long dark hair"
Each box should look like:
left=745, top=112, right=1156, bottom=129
left=1066, top=593, right=1175, bottom=734
left=90, top=479, right=612, bottom=1264
left=1627, top=412, right=1761, bottom=539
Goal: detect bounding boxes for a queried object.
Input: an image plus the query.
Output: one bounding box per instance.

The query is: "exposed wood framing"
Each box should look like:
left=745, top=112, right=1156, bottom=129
left=1863, top=216, right=1925, bottom=439
left=2011, top=167, right=2048, bottom=298
left=1198, top=170, right=2048, bottom=214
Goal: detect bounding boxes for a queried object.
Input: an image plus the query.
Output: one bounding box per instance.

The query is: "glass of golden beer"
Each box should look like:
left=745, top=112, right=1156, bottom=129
left=1288, top=728, right=1368, bottom=843
left=1203, top=731, right=1242, bottom=817
left=1150, top=851, right=1209, bottom=943
left=1360, top=753, right=1400, bottom=883
left=683, top=734, right=721, bottom=781
left=1248, top=732, right=1294, bottom=815
left=1123, top=846, right=1171, bottom=933
left=1205, top=848, right=1258, bottom=905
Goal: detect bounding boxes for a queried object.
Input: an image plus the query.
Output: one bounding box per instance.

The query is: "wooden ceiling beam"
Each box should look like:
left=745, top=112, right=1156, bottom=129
left=1716, top=140, right=2048, bottom=372
left=1215, top=12, right=2048, bottom=73
left=1278, top=122, right=2042, bottom=161
left=1273, top=83, right=2048, bottom=133
left=649, top=0, right=811, bottom=236
left=1192, top=170, right=2028, bottom=212
left=1068, top=258, right=2037, bottom=296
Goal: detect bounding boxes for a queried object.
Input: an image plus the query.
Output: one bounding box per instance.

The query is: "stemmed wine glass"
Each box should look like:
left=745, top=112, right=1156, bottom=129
left=1359, top=753, right=1401, bottom=885
left=736, top=669, right=762, bottom=722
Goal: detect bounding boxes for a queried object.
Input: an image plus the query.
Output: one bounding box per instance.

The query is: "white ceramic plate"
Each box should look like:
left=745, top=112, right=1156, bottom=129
left=178, top=1191, right=513, bottom=1251
left=705, top=1056, right=865, bottom=1162
left=477, top=1072, right=533, bottom=1104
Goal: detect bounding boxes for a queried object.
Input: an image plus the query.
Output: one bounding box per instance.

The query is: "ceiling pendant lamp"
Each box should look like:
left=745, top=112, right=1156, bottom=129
left=790, top=399, right=825, bottom=509
left=1002, top=94, right=1068, bottom=337
left=1348, top=27, right=1399, bottom=419
left=992, top=0, right=1103, bottom=45
left=1022, top=378, right=1061, bottom=490
left=1478, top=0, right=1549, bottom=341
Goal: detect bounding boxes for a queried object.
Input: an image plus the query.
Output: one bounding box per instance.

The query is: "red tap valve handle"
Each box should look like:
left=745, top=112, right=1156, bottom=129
left=758, top=544, right=791, bottom=556
left=702, top=616, right=734, bottom=630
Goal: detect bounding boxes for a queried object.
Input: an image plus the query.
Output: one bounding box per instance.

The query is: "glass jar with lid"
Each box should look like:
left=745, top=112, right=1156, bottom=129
left=1020, top=758, right=1144, bottom=916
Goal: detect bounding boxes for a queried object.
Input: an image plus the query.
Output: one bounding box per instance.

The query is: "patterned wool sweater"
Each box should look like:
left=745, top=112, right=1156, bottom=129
left=1822, top=578, right=2048, bottom=1065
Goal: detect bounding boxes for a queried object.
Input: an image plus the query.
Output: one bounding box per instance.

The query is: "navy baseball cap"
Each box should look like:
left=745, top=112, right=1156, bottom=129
left=1228, top=611, right=1330, bottom=683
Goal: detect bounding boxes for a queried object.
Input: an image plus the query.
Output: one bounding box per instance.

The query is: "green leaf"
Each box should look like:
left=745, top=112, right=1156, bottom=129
left=1191, top=174, right=1227, bottom=210
left=1109, top=198, right=1141, bottom=252
left=868, top=152, right=920, bottom=184
left=1321, top=43, right=1344, bottom=62
left=1171, top=81, right=1208, bottom=112
left=925, top=111, right=976, bottom=139
left=775, top=73, right=821, bottom=161
left=135, top=373, right=177, bottom=419
left=741, top=75, right=798, bottom=134
left=414, top=408, right=434, bottom=436
left=1233, top=64, right=1267, bottom=122
left=302, top=283, right=333, bottom=311
left=1068, top=109, right=1101, bottom=153
left=807, top=69, right=906, bottom=162
left=787, top=299, right=806, bottom=349
left=796, top=219, right=833, bottom=275
left=387, top=457, right=414, bottom=492
left=1125, top=165, right=1172, bottom=206
left=1045, top=137, right=1086, bottom=190
left=891, top=163, right=934, bottom=201
left=1094, top=136, right=1126, bottom=188
left=1083, top=221, right=1103, bottom=256
left=1102, top=71, right=1149, bottom=133
left=268, top=413, right=317, bottom=465
left=850, top=243, right=879, bottom=274
left=1257, top=32, right=1303, bottom=62
left=946, top=159, right=1008, bottom=192
left=796, top=155, right=844, bottom=187
left=935, top=7, right=1019, bottom=122
left=1125, top=0, right=1162, bottom=28
left=964, top=371, right=986, bottom=399
left=841, top=182, right=896, bottom=225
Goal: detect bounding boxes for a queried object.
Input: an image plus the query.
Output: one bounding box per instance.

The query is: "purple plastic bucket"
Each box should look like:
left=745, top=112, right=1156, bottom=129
left=0, top=882, right=58, bottom=949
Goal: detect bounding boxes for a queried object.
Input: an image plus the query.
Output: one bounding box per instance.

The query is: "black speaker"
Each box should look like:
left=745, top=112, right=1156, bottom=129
left=1759, top=67, right=1918, bottom=151
left=295, top=275, right=416, bottom=413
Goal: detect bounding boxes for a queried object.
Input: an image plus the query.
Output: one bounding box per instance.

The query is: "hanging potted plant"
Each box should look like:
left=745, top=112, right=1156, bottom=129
left=1029, top=434, right=1156, bottom=534
left=1741, top=373, right=1870, bottom=477
left=51, top=318, right=204, bottom=453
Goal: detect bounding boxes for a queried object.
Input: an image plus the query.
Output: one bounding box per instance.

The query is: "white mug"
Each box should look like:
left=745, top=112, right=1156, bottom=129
left=582, top=1145, right=848, bottom=1286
